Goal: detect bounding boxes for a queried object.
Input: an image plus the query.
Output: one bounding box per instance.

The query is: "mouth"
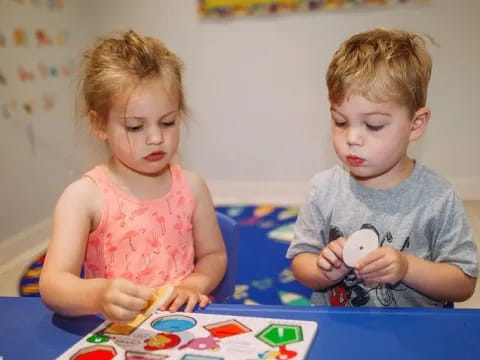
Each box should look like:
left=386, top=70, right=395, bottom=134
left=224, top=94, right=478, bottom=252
left=144, top=151, right=165, bottom=162
left=346, top=155, right=365, bottom=166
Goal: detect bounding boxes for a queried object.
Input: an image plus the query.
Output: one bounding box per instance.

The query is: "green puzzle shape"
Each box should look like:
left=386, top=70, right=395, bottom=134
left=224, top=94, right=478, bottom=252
left=256, top=324, right=303, bottom=347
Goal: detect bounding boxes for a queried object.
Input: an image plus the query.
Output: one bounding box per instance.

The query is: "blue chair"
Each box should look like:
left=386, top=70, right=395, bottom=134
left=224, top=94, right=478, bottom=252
left=210, top=211, right=239, bottom=303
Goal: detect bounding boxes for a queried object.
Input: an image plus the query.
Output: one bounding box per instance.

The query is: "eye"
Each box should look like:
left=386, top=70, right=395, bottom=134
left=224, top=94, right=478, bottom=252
left=160, top=120, right=176, bottom=127
left=333, top=120, right=348, bottom=128
left=125, top=125, right=143, bottom=132
left=366, top=124, right=384, bottom=131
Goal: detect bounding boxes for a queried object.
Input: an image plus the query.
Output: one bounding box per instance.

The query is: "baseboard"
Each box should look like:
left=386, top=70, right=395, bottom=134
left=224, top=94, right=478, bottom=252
left=209, top=181, right=310, bottom=206
left=0, top=218, right=51, bottom=274
left=209, top=176, right=480, bottom=204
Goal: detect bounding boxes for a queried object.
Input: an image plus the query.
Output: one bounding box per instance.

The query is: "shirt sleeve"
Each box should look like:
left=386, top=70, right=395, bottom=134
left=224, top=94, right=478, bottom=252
left=432, top=190, right=479, bottom=278
left=286, top=181, right=327, bottom=259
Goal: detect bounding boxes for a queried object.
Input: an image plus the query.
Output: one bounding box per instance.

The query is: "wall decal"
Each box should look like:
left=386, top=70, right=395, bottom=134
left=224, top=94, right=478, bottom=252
left=198, top=0, right=430, bottom=18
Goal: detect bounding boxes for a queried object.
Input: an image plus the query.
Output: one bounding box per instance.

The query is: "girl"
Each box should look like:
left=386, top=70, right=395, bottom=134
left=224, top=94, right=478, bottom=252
left=39, top=30, right=227, bottom=322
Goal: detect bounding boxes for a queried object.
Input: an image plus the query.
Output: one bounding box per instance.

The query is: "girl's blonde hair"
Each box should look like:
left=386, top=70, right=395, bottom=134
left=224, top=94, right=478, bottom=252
left=326, top=28, right=432, bottom=116
left=78, top=29, right=186, bottom=126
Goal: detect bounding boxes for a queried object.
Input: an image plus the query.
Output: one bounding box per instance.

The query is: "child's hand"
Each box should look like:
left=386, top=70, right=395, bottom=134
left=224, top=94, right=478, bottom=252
left=99, top=278, right=152, bottom=323
left=160, top=286, right=210, bottom=313
left=317, top=237, right=350, bottom=282
left=355, top=247, right=408, bottom=285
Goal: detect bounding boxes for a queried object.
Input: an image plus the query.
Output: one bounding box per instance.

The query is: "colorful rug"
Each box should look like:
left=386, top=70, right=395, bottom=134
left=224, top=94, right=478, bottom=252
left=19, top=205, right=312, bottom=306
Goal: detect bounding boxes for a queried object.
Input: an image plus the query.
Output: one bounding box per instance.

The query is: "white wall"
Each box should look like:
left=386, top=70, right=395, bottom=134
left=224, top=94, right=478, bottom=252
left=82, top=0, right=480, bottom=202
left=0, top=0, right=96, bottom=251
left=1, top=0, right=479, bottom=249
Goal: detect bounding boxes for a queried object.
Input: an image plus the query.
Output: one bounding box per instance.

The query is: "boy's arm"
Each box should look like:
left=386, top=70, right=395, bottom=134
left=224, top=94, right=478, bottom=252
left=404, top=191, right=478, bottom=302
left=178, top=171, right=227, bottom=295
left=358, top=187, right=478, bottom=303
left=403, top=254, right=476, bottom=302
left=356, top=248, right=476, bottom=302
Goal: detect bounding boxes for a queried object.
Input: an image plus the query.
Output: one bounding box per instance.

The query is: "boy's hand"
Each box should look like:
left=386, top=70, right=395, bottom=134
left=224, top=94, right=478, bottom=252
left=160, top=286, right=210, bottom=313
left=99, top=278, right=152, bottom=323
left=317, top=237, right=350, bottom=282
left=355, top=247, right=408, bottom=285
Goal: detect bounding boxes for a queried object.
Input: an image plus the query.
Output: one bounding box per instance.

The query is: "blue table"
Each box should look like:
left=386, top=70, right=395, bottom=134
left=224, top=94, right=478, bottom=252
left=1, top=296, right=480, bottom=359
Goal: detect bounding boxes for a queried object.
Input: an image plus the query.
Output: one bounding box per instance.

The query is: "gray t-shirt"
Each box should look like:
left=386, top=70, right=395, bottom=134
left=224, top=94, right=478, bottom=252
left=286, top=163, right=479, bottom=307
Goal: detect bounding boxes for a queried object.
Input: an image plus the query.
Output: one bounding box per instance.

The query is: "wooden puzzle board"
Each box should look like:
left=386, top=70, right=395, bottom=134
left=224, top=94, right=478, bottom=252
left=56, top=310, right=317, bottom=359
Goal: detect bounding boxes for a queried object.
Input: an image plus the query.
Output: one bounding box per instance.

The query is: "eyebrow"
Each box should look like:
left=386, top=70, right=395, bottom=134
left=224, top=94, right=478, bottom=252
left=124, top=109, right=178, bottom=121
left=330, top=107, right=391, bottom=118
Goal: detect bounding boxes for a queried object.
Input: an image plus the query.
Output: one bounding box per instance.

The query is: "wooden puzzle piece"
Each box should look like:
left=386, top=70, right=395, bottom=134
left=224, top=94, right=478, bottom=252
left=105, top=284, right=173, bottom=335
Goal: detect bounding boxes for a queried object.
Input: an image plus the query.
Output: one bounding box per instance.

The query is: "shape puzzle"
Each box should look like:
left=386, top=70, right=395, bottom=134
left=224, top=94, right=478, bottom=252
left=57, top=308, right=317, bottom=359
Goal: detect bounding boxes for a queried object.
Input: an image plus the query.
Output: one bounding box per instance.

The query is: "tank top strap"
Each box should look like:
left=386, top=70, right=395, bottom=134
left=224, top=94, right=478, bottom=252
left=82, top=166, right=110, bottom=189
left=170, top=163, right=188, bottom=190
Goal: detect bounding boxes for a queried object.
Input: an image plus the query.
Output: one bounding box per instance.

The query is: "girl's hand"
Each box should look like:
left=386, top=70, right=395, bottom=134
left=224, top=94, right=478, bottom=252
left=355, top=247, right=409, bottom=285
left=160, top=286, right=210, bottom=313
left=317, top=237, right=350, bottom=282
left=99, top=278, right=152, bottom=323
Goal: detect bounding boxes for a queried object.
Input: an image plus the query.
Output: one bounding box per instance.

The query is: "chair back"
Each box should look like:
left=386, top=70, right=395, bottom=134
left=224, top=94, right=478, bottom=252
left=210, top=212, right=239, bottom=303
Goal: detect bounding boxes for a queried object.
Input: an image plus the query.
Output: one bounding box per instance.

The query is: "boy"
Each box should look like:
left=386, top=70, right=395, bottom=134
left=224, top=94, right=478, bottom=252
left=286, top=28, right=478, bottom=307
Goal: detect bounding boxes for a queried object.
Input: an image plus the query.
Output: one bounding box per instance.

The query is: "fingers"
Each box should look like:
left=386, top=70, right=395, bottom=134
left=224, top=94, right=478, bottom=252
left=104, top=303, right=140, bottom=324
left=159, top=288, right=210, bottom=313
left=355, top=248, right=384, bottom=269
left=183, top=296, right=198, bottom=313
left=101, top=279, right=154, bottom=322
left=317, top=256, right=333, bottom=271
left=320, top=241, right=345, bottom=269
left=117, top=280, right=152, bottom=301
left=355, top=248, right=408, bottom=284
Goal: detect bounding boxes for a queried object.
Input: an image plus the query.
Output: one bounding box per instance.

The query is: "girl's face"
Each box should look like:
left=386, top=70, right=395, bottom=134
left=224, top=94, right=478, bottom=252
left=330, top=95, right=429, bottom=189
left=100, top=78, right=180, bottom=176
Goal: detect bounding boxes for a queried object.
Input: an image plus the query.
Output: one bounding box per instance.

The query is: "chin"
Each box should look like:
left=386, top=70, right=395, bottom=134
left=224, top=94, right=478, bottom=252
left=346, top=166, right=377, bottom=180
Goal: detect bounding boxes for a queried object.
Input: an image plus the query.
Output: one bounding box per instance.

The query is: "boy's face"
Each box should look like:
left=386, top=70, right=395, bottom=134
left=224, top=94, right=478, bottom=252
left=330, top=95, right=428, bottom=189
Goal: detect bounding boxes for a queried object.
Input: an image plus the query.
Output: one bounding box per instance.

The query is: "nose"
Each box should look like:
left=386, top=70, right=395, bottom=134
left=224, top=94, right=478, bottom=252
left=145, top=127, right=163, bottom=145
left=346, top=127, right=362, bottom=146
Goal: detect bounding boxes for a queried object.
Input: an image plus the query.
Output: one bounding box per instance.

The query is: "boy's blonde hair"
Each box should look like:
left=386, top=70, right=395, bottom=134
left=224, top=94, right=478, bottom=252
left=326, top=28, right=432, bottom=116
left=78, top=29, right=186, bottom=126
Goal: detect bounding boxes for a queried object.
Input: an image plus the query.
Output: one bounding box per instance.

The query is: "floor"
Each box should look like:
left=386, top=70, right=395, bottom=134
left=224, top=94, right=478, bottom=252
left=1, top=201, right=479, bottom=308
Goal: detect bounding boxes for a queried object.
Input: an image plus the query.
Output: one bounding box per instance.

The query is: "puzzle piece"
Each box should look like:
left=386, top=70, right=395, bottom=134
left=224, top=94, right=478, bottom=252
left=343, top=229, right=379, bottom=267
left=105, top=284, right=173, bottom=335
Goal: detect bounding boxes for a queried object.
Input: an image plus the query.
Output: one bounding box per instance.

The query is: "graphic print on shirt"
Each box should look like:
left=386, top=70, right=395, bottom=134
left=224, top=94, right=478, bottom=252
left=328, top=225, right=409, bottom=307
left=83, top=165, right=195, bottom=288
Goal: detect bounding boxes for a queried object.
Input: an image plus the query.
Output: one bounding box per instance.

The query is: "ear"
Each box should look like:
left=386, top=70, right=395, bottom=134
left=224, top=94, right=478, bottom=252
left=89, top=110, right=107, bottom=141
left=409, top=106, right=430, bottom=142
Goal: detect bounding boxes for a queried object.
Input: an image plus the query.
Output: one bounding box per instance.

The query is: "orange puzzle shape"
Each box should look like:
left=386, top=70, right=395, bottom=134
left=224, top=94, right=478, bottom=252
left=204, top=319, right=252, bottom=338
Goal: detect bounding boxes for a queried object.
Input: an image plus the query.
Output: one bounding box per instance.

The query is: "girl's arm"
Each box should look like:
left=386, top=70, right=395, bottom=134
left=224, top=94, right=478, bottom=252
left=39, top=179, right=151, bottom=319
left=175, top=171, right=227, bottom=294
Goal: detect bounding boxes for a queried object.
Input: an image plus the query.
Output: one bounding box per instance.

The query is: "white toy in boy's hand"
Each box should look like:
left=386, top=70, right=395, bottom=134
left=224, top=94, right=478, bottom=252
left=343, top=229, right=379, bottom=268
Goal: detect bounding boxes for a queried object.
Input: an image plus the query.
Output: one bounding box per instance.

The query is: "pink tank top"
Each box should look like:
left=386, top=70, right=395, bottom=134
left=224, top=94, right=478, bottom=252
left=83, top=164, right=195, bottom=288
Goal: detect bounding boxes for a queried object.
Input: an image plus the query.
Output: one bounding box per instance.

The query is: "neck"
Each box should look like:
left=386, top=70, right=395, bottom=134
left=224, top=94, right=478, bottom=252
left=105, top=157, right=172, bottom=199
left=355, top=157, right=414, bottom=190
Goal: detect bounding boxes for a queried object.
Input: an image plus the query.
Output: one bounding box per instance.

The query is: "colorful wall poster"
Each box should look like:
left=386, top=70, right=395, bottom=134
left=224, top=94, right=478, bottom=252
left=198, top=0, right=430, bottom=18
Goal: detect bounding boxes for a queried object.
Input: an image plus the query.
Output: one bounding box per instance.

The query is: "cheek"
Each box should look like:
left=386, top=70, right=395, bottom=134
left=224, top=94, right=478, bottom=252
left=112, top=133, right=142, bottom=155
left=168, top=129, right=180, bottom=147
left=331, top=132, right=345, bottom=151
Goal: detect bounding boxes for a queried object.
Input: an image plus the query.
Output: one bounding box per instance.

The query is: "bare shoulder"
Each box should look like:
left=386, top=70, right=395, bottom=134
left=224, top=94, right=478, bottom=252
left=181, top=168, right=210, bottom=198
left=55, top=176, right=102, bottom=218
